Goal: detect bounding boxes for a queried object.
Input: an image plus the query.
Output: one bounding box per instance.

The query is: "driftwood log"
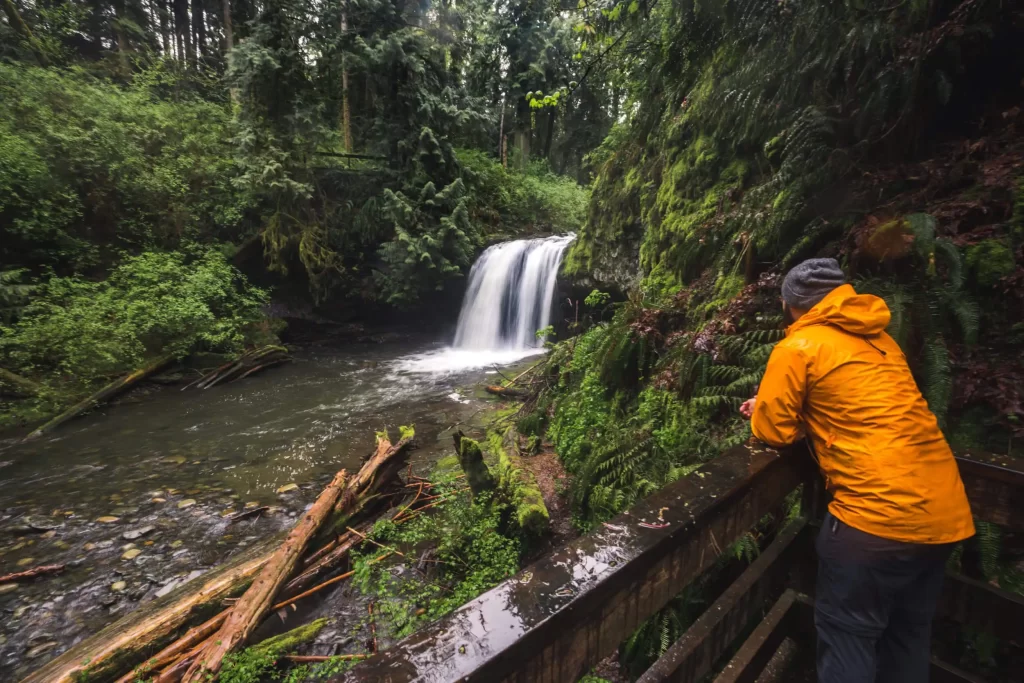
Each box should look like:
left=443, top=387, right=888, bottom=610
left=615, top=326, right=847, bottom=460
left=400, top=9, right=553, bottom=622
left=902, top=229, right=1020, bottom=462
left=180, top=469, right=350, bottom=682
left=22, top=353, right=177, bottom=442
left=184, top=345, right=291, bottom=391
left=25, top=431, right=417, bottom=683
left=20, top=536, right=280, bottom=683
left=484, top=384, right=528, bottom=399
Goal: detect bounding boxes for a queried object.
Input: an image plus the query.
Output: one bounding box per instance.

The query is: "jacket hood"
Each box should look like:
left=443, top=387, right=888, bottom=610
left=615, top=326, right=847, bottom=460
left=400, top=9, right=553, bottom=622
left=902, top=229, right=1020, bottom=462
left=787, top=284, right=891, bottom=337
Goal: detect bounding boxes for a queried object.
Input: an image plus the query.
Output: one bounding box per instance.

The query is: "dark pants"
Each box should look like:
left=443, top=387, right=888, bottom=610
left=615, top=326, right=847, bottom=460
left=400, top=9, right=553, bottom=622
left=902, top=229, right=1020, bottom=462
left=815, top=512, right=954, bottom=683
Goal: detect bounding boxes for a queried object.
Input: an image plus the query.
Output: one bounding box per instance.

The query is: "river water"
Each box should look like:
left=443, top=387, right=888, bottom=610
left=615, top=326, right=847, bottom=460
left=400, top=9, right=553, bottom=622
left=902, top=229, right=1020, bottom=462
left=0, top=234, right=572, bottom=679
left=0, top=339, right=536, bottom=679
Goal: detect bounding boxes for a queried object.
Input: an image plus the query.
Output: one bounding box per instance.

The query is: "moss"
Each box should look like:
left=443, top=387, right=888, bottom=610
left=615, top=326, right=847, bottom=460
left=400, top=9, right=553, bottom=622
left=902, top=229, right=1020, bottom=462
left=489, top=431, right=550, bottom=538
left=966, top=239, right=1015, bottom=288
left=454, top=433, right=496, bottom=495
left=250, top=618, right=328, bottom=655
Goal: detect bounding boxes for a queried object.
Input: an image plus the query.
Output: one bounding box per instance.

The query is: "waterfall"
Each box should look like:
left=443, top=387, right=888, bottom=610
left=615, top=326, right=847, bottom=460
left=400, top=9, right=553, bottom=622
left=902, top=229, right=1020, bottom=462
left=453, top=234, right=574, bottom=351
left=394, top=234, right=573, bottom=374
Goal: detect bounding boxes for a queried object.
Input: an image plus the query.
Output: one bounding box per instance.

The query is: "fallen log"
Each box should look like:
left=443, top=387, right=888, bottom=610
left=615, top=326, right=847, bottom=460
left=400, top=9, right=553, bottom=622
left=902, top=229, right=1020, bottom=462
left=337, top=432, right=413, bottom=512
left=0, top=563, right=63, bottom=583
left=193, top=345, right=291, bottom=390
left=116, top=611, right=227, bottom=683
left=485, top=384, right=528, bottom=399
left=284, top=524, right=369, bottom=596
left=33, top=431, right=413, bottom=683
left=22, top=353, right=177, bottom=442
left=181, top=470, right=349, bottom=682
left=0, top=367, right=41, bottom=397
left=19, top=534, right=282, bottom=683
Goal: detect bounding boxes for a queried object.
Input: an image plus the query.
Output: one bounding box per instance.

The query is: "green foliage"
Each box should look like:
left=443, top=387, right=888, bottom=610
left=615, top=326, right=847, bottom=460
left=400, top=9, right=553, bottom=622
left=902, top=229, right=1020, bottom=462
left=965, top=239, right=1016, bottom=288
left=216, top=619, right=327, bottom=683
left=0, top=63, right=249, bottom=272
left=856, top=216, right=979, bottom=424
left=0, top=248, right=268, bottom=392
left=456, top=149, right=589, bottom=235
left=350, top=481, right=521, bottom=639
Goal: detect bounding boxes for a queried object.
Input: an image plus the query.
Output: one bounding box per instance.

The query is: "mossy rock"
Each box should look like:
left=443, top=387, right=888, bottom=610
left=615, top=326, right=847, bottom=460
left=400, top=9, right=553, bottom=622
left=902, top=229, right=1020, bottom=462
left=863, top=217, right=913, bottom=262
left=453, top=432, right=496, bottom=495
left=966, top=239, right=1015, bottom=288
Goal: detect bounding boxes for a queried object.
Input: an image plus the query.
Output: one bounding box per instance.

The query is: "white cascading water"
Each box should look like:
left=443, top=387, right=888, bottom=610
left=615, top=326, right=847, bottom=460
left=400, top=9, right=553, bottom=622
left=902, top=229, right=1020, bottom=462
left=453, top=234, right=574, bottom=350
left=396, top=234, right=574, bottom=373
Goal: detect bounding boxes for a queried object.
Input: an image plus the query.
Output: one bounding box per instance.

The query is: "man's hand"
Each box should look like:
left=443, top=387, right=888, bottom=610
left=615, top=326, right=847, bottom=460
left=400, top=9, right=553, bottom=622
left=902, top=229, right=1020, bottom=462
left=739, top=398, right=756, bottom=419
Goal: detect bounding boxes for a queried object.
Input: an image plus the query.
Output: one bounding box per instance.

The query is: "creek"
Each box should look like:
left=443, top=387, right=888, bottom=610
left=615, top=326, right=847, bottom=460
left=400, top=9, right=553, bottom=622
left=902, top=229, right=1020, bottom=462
left=0, top=234, right=572, bottom=679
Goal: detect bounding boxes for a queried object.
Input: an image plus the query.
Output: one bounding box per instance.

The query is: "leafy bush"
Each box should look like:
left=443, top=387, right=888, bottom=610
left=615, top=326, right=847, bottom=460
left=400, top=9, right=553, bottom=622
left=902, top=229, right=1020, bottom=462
left=350, top=479, right=520, bottom=639
left=0, top=62, right=251, bottom=273
left=457, top=149, right=589, bottom=235
left=0, top=248, right=268, bottom=390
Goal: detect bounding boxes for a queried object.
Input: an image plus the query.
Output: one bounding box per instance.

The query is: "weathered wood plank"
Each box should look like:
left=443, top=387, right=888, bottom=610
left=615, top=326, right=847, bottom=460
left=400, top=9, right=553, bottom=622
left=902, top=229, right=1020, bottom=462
left=929, top=657, right=990, bottom=683
left=332, top=444, right=814, bottom=683
left=712, top=590, right=807, bottom=683
left=955, top=452, right=1024, bottom=531
left=938, top=571, right=1024, bottom=647
left=637, top=518, right=811, bottom=683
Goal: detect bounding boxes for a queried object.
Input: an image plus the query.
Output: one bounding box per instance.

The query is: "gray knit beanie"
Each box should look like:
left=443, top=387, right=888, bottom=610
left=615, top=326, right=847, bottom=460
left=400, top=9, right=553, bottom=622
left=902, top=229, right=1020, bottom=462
left=781, top=258, right=846, bottom=310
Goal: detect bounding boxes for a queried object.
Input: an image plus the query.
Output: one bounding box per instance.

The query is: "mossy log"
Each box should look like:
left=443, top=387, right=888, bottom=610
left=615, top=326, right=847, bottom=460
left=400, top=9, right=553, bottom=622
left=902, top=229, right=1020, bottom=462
left=495, top=436, right=549, bottom=537
left=453, top=430, right=496, bottom=496
left=0, top=367, right=41, bottom=397
left=22, top=353, right=177, bottom=442
left=181, top=470, right=349, bottom=682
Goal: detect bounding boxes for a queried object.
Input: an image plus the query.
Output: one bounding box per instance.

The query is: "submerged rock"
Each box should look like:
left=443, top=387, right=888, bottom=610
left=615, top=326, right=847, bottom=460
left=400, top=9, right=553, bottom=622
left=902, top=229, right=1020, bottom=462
left=122, top=525, right=155, bottom=541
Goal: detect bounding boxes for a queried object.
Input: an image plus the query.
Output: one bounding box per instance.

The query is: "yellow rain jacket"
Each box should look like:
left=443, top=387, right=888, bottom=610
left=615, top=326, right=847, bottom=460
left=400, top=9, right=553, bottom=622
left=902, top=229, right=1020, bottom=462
left=752, top=284, right=975, bottom=544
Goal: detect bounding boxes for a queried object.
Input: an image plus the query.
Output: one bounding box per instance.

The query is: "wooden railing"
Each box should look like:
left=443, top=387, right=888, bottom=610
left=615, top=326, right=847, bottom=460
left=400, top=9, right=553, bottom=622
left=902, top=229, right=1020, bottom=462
left=332, top=444, right=1024, bottom=683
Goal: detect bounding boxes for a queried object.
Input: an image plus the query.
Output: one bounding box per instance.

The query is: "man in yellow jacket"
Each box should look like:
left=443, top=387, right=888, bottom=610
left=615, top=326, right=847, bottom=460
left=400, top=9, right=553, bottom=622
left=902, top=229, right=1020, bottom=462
left=740, top=258, right=974, bottom=683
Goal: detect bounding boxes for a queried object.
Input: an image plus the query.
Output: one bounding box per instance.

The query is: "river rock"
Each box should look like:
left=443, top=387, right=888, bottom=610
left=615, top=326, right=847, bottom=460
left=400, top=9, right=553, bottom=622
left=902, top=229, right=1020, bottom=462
left=10, top=515, right=60, bottom=535
left=25, top=641, right=56, bottom=659
left=122, top=525, right=155, bottom=541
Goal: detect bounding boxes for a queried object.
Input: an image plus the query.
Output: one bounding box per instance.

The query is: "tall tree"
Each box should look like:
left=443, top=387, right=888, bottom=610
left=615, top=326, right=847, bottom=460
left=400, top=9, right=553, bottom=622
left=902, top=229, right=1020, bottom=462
left=222, top=0, right=232, bottom=51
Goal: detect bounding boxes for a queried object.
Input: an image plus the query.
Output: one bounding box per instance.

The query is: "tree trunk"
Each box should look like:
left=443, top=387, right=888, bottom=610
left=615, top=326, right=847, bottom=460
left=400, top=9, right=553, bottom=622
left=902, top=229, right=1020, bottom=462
left=181, top=470, right=350, bottom=682
left=157, top=0, right=172, bottom=57
left=22, top=353, right=177, bottom=442
left=484, top=384, right=527, bottom=399
left=114, top=611, right=227, bottom=683
left=192, top=0, right=205, bottom=59
left=20, top=537, right=280, bottom=683
left=221, top=0, right=232, bottom=52
left=340, top=6, right=351, bottom=151
left=497, top=93, right=506, bottom=164
left=174, top=0, right=192, bottom=63
left=542, top=107, right=557, bottom=160
left=2, top=0, right=48, bottom=65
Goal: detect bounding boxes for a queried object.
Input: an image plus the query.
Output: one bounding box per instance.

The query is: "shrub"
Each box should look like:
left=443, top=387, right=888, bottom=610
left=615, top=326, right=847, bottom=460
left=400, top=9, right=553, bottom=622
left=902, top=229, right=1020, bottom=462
left=0, top=248, right=269, bottom=390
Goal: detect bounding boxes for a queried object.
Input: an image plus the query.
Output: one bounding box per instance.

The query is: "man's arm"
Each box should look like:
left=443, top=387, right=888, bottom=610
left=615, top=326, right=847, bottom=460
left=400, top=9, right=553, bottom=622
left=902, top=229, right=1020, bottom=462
left=750, top=344, right=808, bottom=447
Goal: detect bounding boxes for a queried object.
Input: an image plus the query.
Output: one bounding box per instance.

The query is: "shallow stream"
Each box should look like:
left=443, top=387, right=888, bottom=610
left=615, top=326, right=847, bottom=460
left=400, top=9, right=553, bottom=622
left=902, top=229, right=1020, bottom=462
left=0, top=338, right=537, bottom=680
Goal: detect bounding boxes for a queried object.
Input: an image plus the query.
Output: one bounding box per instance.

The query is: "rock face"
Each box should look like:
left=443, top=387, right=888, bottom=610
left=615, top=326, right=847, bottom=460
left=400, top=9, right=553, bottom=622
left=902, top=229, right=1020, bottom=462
left=563, top=237, right=641, bottom=296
